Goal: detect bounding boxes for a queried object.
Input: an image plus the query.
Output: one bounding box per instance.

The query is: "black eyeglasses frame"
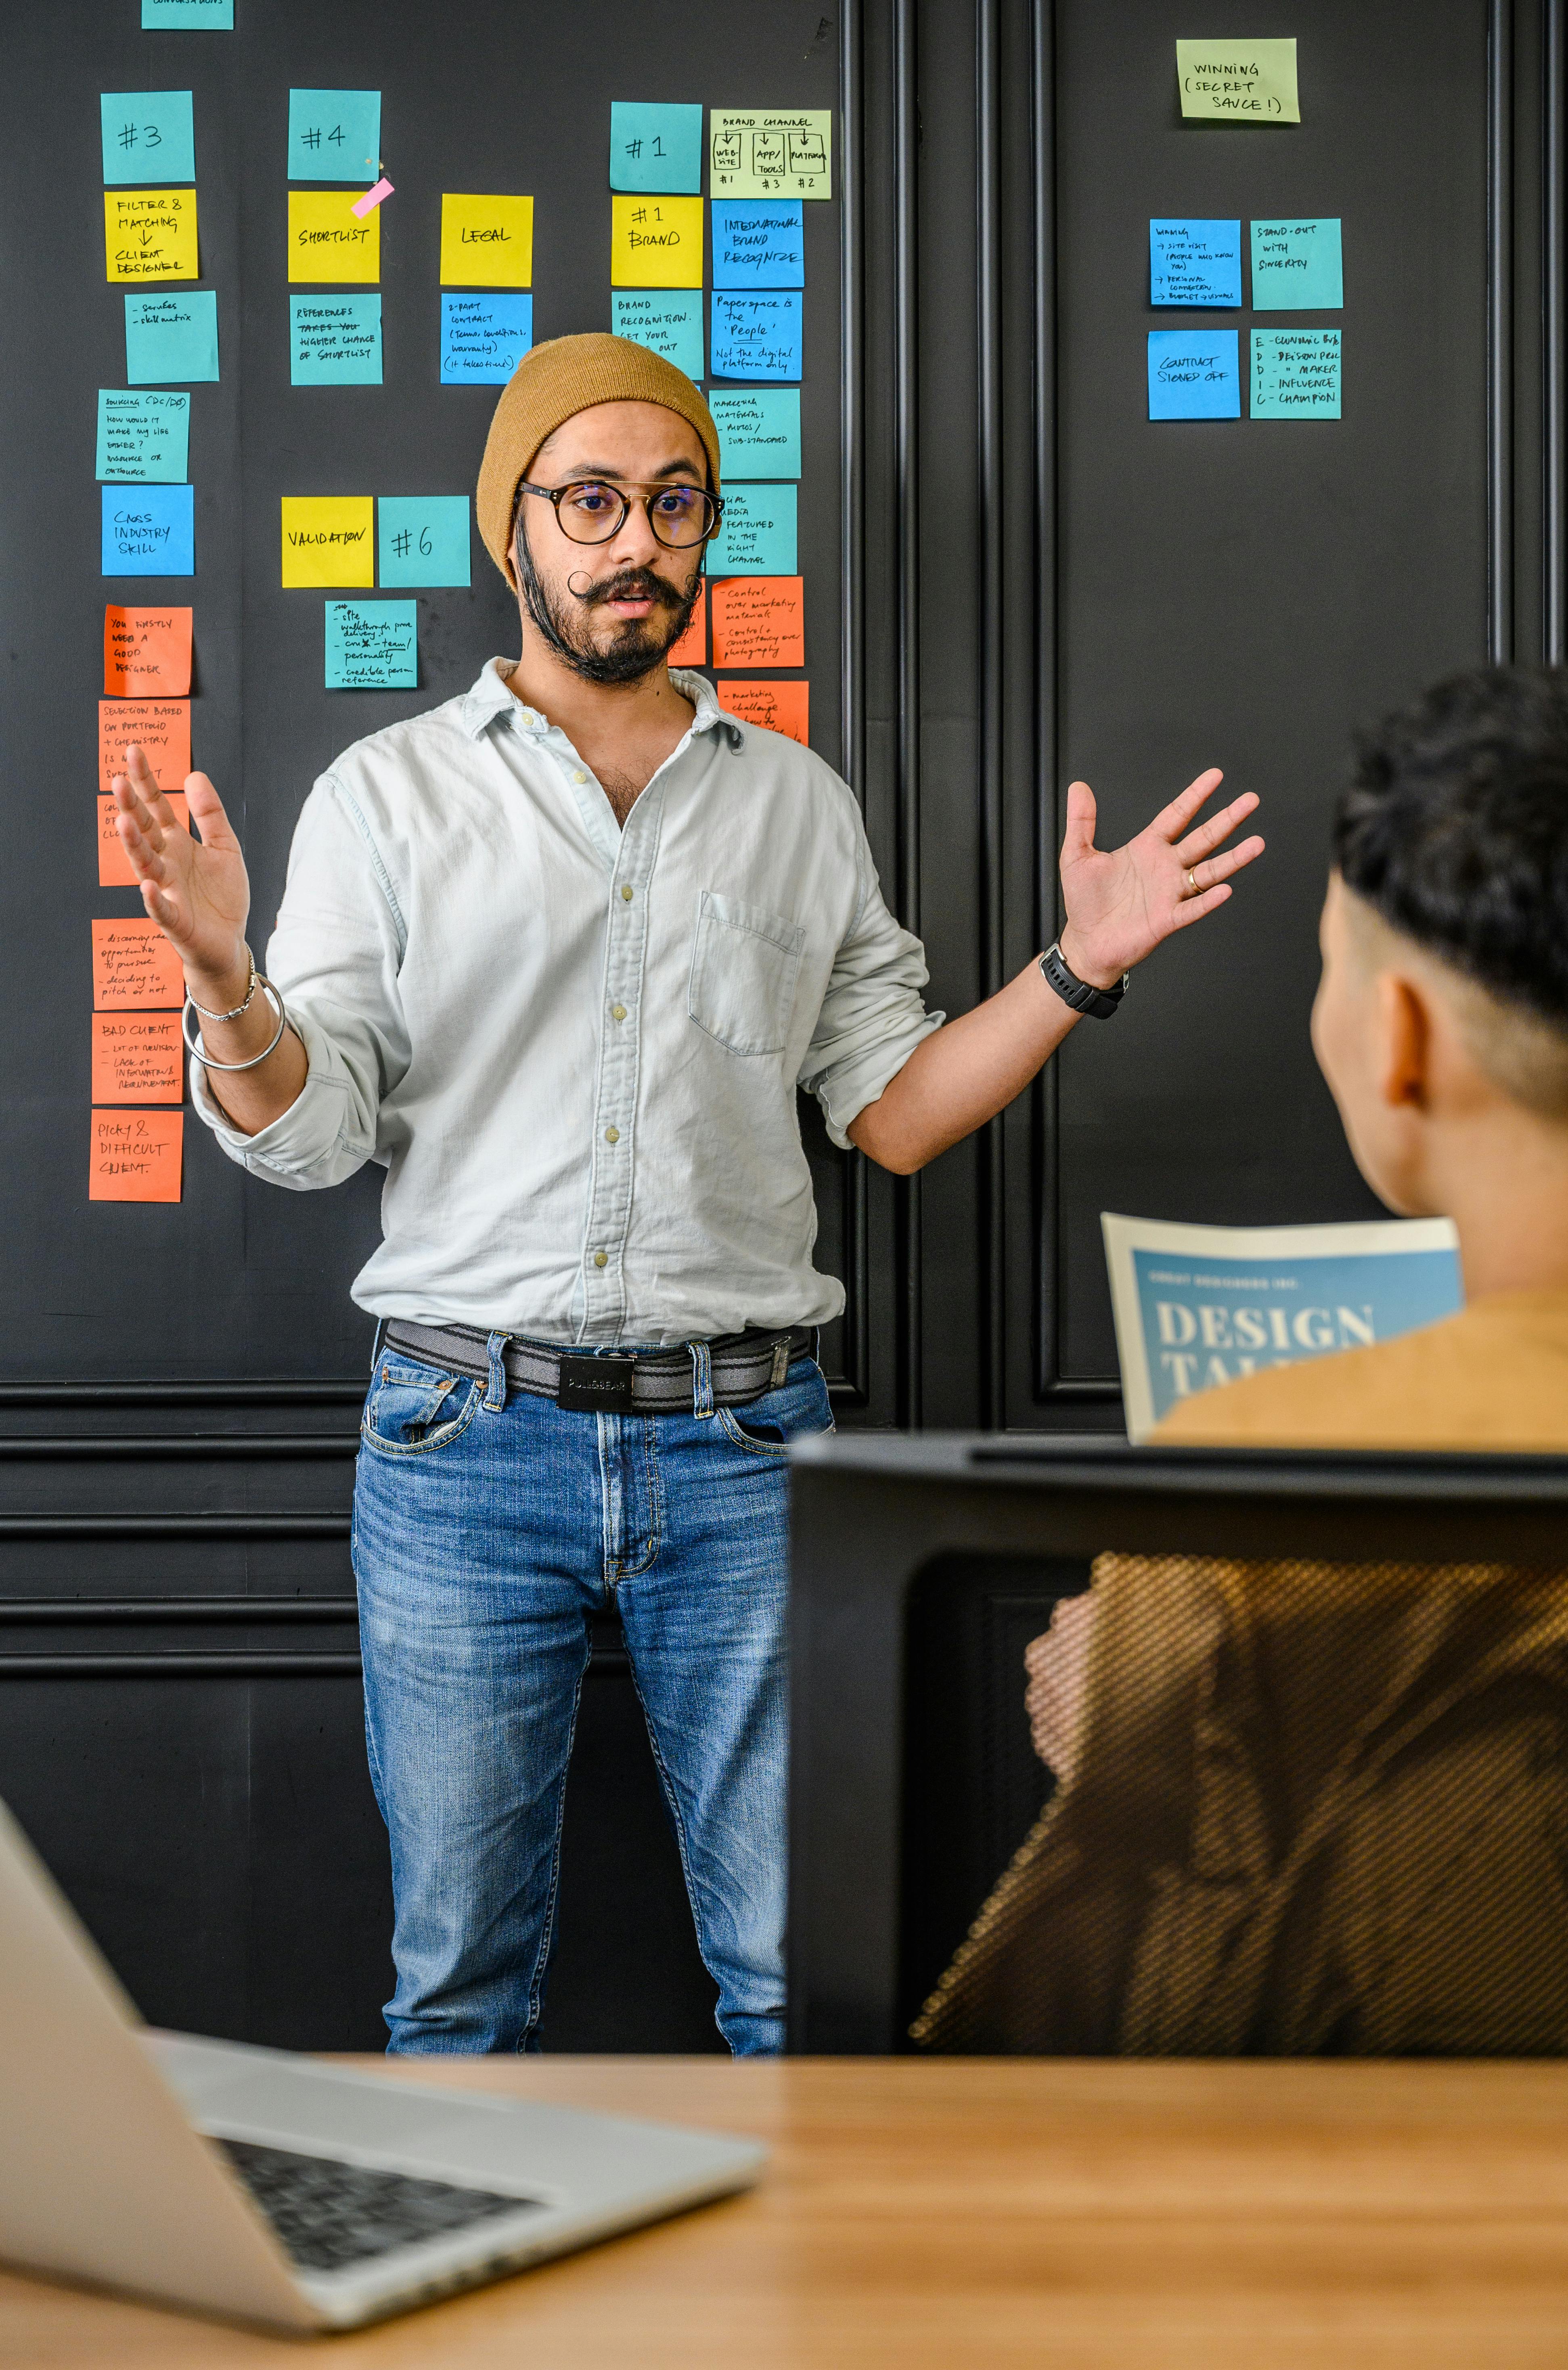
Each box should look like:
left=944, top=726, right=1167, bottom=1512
left=512, top=477, right=724, bottom=551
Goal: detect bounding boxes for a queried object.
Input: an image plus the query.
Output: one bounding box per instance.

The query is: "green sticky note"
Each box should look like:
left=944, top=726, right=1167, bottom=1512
left=1177, top=38, right=1300, bottom=124
left=611, top=291, right=703, bottom=379
left=609, top=103, right=703, bottom=194
left=291, top=295, right=383, bottom=385
left=141, top=0, right=232, bottom=23
left=326, top=600, right=417, bottom=689
left=709, top=389, right=801, bottom=478
left=1251, top=327, right=1340, bottom=417
left=101, top=91, right=195, bottom=183
left=377, top=496, right=471, bottom=587
left=1251, top=218, right=1342, bottom=308
left=96, top=389, right=190, bottom=480
left=288, top=88, right=380, bottom=182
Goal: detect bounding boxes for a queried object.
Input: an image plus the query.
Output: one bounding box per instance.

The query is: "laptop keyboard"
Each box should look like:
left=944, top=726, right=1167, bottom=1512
left=216, top=2137, right=540, bottom=2274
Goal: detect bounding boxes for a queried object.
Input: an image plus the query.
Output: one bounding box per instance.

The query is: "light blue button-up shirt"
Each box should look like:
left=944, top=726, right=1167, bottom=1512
left=193, top=661, right=942, bottom=1345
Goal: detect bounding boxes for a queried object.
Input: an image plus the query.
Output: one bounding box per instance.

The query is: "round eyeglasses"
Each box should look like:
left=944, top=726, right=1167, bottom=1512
left=514, top=478, right=723, bottom=551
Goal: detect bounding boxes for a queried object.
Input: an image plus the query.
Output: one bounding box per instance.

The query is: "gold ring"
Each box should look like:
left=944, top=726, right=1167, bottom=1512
left=1186, top=868, right=1200, bottom=896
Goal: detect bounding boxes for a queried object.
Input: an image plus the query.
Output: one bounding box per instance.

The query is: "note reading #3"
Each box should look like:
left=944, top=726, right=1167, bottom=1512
left=89, top=1110, right=183, bottom=1204
left=1176, top=38, right=1300, bottom=122
left=100, top=90, right=195, bottom=184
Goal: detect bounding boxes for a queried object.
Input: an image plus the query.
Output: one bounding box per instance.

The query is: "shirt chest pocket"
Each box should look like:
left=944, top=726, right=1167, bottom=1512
left=687, top=890, right=807, bottom=1058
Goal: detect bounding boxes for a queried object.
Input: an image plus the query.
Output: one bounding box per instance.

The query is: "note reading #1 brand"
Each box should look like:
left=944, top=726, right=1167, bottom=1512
left=125, top=291, right=218, bottom=383
left=440, top=295, right=533, bottom=384
left=291, top=295, right=383, bottom=385
left=1147, top=329, right=1241, bottom=419
left=611, top=292, right=702, bottom=379
left=1250, top=218, right=1342, bottom=309
left=1252, top=328, right=1341, bottom=417
left=611, top=196, right=703, bottom=289
left=281, top=497, right=375, bottom=589
left=710, top=111, right=832, bottom=199
left=1176, top=38, right=1299, bottom=123
left=105, top=190, right=199, bottom=283
left=100, top=90, right=195, bottom=184
left=96, top=390, right=190, bottom=482
left=89, top=1110, right=183, bottom=1204
left=325, top=601, right=418, bottom=691
left=1149, top=220, right=1241, bottom=307
left=288, top=193, right=379, bottom=284
left=440, top=196, right=534, bottom=287
left=609, top=102, right=703, bottom=194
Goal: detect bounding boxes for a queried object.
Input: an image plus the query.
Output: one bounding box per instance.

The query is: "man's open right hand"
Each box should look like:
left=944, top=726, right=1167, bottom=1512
left=111, top=743, right=251, bottom=1004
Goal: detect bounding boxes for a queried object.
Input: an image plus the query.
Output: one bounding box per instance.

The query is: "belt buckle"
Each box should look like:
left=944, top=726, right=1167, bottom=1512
left=556, top=1353, right=636, bottom=1413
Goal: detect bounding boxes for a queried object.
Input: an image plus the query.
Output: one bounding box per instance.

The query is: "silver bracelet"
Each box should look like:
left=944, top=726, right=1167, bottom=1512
left=186, top=952, right=258, bottom=1024
left=182, top=975, right=292, bottom=1072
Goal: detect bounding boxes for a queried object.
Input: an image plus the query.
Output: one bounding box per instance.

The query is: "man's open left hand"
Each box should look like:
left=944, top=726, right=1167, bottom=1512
left=1056, top=767, right=1265, bottom=989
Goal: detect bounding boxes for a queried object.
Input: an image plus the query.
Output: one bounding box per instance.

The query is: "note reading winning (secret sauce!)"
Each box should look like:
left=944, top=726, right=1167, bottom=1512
left=1176, top=39, right=1300, bottom=123
left=710, top=111, right=832, bottom=199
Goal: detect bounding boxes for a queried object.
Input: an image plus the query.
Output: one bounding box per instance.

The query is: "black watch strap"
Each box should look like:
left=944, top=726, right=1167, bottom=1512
left=1039, top=941, right=1128, bottom=1020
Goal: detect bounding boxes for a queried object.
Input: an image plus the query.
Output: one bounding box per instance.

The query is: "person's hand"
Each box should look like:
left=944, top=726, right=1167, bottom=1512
left=1023, top=1592, right=1098, bottom=1786
left=1056, top=767, right=1264, bottom=990
left=111, top=744, right=252, bottom=1004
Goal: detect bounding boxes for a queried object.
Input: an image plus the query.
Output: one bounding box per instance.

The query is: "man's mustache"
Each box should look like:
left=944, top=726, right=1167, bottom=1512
left=569, top=566, right=691, bottom=613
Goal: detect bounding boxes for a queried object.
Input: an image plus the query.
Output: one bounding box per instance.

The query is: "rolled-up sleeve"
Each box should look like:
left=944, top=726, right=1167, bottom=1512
left=190, top=774, right=410, bottom=1190
left=799, top=831, right=944, bottom=1149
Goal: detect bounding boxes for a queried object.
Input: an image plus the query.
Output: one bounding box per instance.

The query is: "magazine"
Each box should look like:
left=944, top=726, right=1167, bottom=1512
left=1101, top=1212, right=1463, bottom=1443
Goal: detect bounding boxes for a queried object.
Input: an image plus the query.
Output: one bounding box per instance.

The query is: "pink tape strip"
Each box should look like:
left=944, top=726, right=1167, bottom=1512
left=351, top=177, right=394, bottom=218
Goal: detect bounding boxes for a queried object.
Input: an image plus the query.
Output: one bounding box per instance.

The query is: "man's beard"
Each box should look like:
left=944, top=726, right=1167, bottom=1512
left=516, top=532, right=701, bottom=687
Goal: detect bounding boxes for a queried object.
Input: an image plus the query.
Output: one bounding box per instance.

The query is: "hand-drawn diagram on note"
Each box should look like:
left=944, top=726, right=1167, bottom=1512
left=710, top=111, right=832, bottom=199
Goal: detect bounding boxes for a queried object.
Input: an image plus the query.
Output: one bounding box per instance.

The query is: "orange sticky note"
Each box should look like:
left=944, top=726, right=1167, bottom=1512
left=710, top=577, right=804, bottom=669
left=91, top=1013, right=184, bottom=1105
left=104, top=606, right=193, bottom=697
left=99, top=792, right=189, bottom=886
left=98, top=698, right=190, bottom=795
left=667, top=582, right=706, bottom=666
left=717, top=679, right=809, bottom=745
left=90, top=1109, right=183, bottom=1203
left=92, top=918, right=184, bottom=1009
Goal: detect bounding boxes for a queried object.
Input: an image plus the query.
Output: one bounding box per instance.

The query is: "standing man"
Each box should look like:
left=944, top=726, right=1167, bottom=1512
left=110, top=333, right=1263, bottom=2056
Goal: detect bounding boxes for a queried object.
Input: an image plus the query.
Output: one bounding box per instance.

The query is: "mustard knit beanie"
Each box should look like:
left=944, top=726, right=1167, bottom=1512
left=475, top=332, right=722, bottom=586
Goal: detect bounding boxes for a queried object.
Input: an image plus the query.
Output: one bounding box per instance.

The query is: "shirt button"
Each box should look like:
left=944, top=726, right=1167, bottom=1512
left=592, top=1251, right=608, bottom=1269
left=611, top=1004, right=626, bottom=1022
left=605, top=1126, right=620, bottom=1144
left=620, top=884, right=634, bottom=902
left=572, top=769, right=588, bottom=784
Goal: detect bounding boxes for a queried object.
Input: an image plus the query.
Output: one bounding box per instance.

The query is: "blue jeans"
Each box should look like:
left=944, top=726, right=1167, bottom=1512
left=351, top=1337, right=833, bottom=2057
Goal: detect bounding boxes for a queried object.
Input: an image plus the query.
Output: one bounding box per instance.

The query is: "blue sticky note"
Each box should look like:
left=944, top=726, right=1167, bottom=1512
left=125, top=289, right=218, bottom=383
left=377, top=496, right=471, bottom=587
left=609, top=102, right=703, bottom=194
left=708, top=388, right=801, bottom=479
left=326, top=600, right=418, bottom=689
left=1251, top=327, right=1342, bottom=417
left=102, top=483, right=194, bottom=576
left=1148, top=329, right=1240, bottom=419
left=440, top=294, right=533, bottom=385
left=611, top=291, right=703, bottom=379
left=101, top=91, right=194, bottom=184
left=1149, top=218, right=1240, bottom=306
left=141, top=0, right=232, bottom=23
left=291, top=295, right=382, bottom=385
left=712, top=201, right=805, bottom=289
left=711, top=291, right=803, bottom=381
left=96, top=390, right=190, bottom=482
left=705, top=484, right=797, bottom=575
left=287, top=88, right=381, bottom=182
left=1251, top=218, right=1344, bottom=310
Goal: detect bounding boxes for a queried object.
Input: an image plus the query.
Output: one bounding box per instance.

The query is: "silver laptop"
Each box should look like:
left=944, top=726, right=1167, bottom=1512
left=0, top=1796, right=765, bottom=2333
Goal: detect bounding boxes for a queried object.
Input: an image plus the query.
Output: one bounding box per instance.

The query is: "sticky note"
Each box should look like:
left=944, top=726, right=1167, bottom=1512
left=378, top=496, right=470, bottom=587
left=1150, top=220, right=1241, bottom=306
left=288, top=192, right=379, bottom=283
left=711, top=291, right=803, bottom=380
left=281, top=496, right=375, bottom=588
left=710, top=111, right=832, bottom=199
left=99, top=792, right=189, bottom=886
left=96, top=389, right=189, bottom=482
left=102, top=484, right=193, bottom=576
left=125, top=290, right=218, bottom=382
left=101, top=90, right=195, bottom=183
left=104, top=605, right=192, bottom=696
left=91, top=1013, right=185, bottom=1103
left=668, top=582, right=706, bottom=665
left=90, top=1110, right=183, bottom=1203
left=1148, top=329, right=1240, bottom=419
left=440, top=294, right=533, bottom=384
left=611, top=195, right=703, bottom=288
left=712, top=201, right=805, bottom=289
left=710, top=576, right=804, bottom=667
left=610, top=102, right=703, bottom=194
left=291, top=295, right=383, bottom=384
left=99, top=697, right=189, bottom=793
left=287, top=89, right=381, bottom=182
left=1251, top=327, right=1341, bottom=417
left=706, top=486, right=797, bottom=575
left=717, top=680, right=809, bottom=744
left=142, top=0, right=232, bottom=23
left=440, top=195, right=534, bottom=287
left=326, top=600, right=419, bottom=689
left=1251, top=218, right=1343, bottom=308
left=708, top=389, right=800, bottom=479
left=611, top=291, right=703, bottom=378
left=1176, top=39, right=1299, bottom=124
left=105, top=188, right=198, bottom=283
left=92, top=918, right=185, bottom=1009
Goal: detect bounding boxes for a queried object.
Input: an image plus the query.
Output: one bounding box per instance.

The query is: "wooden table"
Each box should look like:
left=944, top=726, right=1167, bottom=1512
left=6, top=2055, right=1568, bottom=2366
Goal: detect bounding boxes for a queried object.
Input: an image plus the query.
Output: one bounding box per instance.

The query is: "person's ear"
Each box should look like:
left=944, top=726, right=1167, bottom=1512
left=1374, top=970, right=1432, bottom=1112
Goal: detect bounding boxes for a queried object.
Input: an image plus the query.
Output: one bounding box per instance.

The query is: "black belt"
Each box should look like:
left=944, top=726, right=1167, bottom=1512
left=380, top=1319, right=816, bottom=1415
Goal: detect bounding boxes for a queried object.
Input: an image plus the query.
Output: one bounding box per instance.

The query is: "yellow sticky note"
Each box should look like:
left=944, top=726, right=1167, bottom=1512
left=611, top=194, right=703, bottom=288
left=1176, top=38, right=1300, bottom=124
left=439, top=195, right=534, bottom=287
left=105, top=189, right=199, bottom=283
left=287, top=191, right=380, bottom=284
left=280, top=496, right=374, bottom=588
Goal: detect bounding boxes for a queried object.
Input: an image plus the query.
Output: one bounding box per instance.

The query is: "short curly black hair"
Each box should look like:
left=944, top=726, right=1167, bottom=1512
left=1336, top=666, right=1568, bottom=1031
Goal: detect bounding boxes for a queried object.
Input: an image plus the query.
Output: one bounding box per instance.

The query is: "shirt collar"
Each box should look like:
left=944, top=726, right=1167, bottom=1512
left=459, top=657, right=742, bottom=751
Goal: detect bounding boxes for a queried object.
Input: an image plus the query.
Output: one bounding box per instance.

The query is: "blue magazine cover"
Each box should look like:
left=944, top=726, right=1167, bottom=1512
left=1101, top=1213, right=1464, bottom=1441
